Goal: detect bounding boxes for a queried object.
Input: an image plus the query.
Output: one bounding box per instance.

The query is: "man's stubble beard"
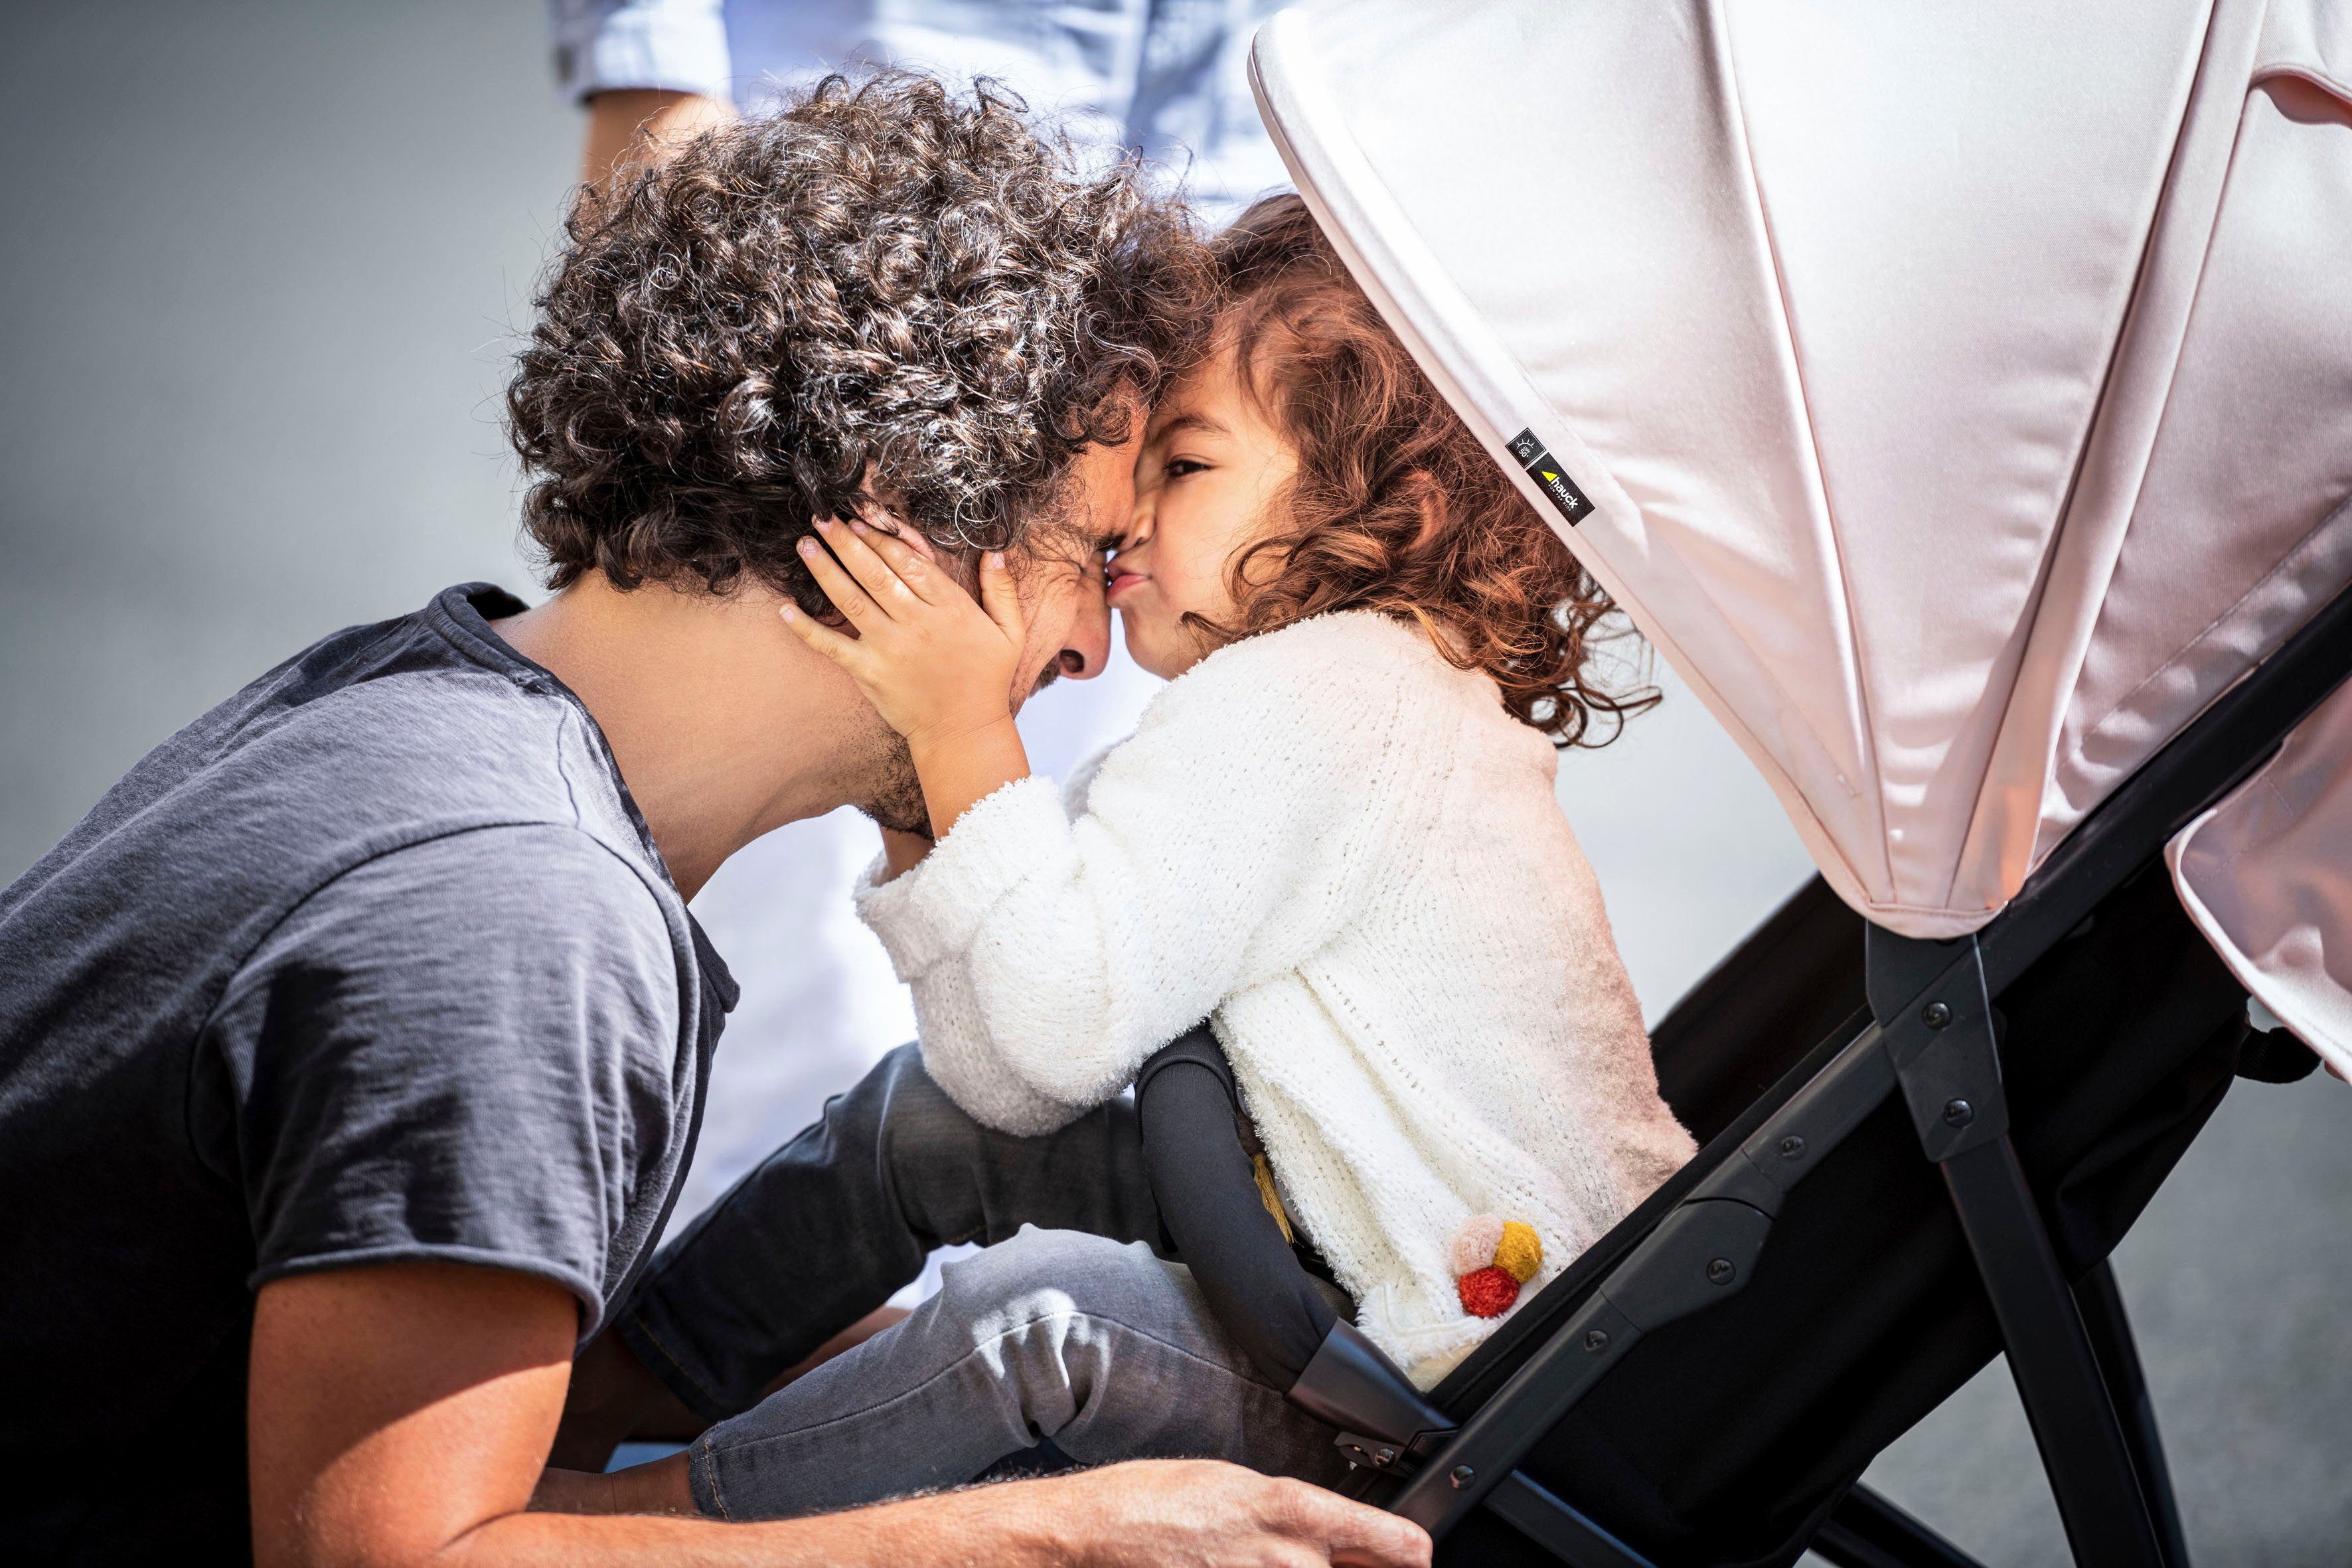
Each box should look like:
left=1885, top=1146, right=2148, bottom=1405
left=846, top=506, right=1083, bottom=838
left=852, top=666, right=1059, bottom=836
left=856, top=724, right=933, bottom=837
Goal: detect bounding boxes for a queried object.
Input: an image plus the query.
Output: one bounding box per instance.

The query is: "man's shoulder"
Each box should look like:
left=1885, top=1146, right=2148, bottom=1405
left=51, top=588, right=636, bottom=878
left=242, top=821, right=691, bottom=1048
left=302, top=820, right=678, bottom=945
left=0, top=586, right=670, bottom=1005
left=214, top=588, right=601, bottom=834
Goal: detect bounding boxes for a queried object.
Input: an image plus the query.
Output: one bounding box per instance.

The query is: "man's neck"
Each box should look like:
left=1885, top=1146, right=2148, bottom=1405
left=493, top=575, right=874, bottom=900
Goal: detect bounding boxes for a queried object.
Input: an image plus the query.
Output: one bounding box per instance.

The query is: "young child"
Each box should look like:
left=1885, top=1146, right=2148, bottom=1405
left=805, top=196, right=1693, bottom=1356
left=564, top=195, right=1694, bottom=1522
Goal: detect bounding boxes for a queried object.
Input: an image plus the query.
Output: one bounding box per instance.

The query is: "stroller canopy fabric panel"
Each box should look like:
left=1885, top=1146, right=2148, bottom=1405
left=2171, top=676, right=2352, bottom=1083
left=2037, top=23, right=2352, bottom=866
left=1251, top=0, right=2352, bottom=939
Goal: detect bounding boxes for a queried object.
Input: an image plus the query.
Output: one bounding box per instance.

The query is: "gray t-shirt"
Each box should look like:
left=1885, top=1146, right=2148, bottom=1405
left=0, top=584, right=736, bottom=1563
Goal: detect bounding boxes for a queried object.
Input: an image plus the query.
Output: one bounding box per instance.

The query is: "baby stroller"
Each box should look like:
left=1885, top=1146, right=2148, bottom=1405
left=1127, top=3, right=2352, bottom=1565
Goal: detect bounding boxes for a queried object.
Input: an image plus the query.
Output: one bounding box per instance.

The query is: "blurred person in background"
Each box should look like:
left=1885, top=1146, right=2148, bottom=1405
left=549, top=0, right=1292, bottom=219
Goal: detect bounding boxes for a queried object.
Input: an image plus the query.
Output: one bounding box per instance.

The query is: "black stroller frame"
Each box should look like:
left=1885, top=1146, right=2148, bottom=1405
left=1135, top=582, right=2352, bottom=1568
left=1362, top=585, right=2352, bottom=1568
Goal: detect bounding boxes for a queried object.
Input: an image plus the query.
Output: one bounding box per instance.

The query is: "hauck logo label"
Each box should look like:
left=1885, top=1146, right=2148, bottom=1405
left=1506, top=428, right=1593, bottom=525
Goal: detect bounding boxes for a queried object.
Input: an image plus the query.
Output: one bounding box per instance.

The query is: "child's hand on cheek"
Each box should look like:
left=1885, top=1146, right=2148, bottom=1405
left=782, top=515, right=1034, bottom=839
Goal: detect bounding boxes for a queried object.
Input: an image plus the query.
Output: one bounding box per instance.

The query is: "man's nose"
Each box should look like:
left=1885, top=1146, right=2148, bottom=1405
left=1058, top=569, right=1113, bottom=679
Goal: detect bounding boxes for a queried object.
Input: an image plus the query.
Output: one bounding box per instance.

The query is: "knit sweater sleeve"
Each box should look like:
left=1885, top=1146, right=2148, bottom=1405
left=856, top=615, right=1427, bottom=1133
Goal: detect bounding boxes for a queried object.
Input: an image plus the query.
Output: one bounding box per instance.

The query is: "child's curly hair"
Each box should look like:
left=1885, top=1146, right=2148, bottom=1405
left=1202, top=195, right=1654, bottom=746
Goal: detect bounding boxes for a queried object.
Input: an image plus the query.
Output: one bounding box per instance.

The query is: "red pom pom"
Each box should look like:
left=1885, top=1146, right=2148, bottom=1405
left=1456, top=1265, right=1520, bottom=1319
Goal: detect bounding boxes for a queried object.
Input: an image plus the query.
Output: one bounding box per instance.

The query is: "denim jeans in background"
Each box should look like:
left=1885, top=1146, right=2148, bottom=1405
left=611, top=1044, right=1351, bottom=1518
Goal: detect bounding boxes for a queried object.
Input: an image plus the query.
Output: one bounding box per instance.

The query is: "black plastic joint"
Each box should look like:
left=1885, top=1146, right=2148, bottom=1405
left=1596, top=1198, right=1773, bottom=1331
left=1289, top=1319, right=1456, bottom=1462
left=1869, top=931, right=2010, bottom=1162
left=1689, top=1141, right=1789, bottom=1215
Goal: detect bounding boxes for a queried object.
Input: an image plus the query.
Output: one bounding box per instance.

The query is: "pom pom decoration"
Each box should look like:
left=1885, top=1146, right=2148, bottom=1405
left=1450, top=1214, right=1543, bottom=1319
left=1449, top=1214, right=1506, bottom=1277
left=1494, top=1221, right=1543, bottom=1284
left=1457, top=1265, right=1520, bottom=1318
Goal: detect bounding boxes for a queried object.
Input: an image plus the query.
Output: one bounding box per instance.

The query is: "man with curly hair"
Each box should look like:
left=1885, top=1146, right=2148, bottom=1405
left=0, top=73, right=1426, bottom=1568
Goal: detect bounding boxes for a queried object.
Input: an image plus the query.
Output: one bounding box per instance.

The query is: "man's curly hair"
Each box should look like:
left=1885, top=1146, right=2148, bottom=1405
left=508, top=71, right=1215, bottom=608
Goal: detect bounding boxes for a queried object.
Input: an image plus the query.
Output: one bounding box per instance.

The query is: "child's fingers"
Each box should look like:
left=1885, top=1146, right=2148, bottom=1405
left=978, top=550, right=1026, bottom=639
left=824, top=517, right=921, bottom=615
left=779, top=600, right=870, bottom=675
left=855, top=523, right=955, bottom=609
left=798, top=530, right=883, bottom=631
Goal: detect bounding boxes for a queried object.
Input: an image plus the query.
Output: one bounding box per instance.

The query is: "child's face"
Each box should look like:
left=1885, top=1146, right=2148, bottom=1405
left=1113, top=341, right=1298, bottom=680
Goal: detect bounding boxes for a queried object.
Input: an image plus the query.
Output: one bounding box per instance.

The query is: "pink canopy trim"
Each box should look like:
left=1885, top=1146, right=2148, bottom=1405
left=2171, top=680, right=2352, bottom=1081
left=1249, top=0, right=2352, bottom=941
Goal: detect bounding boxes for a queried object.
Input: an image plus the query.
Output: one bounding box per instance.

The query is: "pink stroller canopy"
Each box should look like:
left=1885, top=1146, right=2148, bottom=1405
left=1249, top=0, right=2352, bottom=1058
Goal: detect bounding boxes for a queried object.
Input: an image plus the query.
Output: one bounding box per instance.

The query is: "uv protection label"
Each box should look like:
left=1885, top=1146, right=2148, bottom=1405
left=1506, top=429, right=1593, bottom=526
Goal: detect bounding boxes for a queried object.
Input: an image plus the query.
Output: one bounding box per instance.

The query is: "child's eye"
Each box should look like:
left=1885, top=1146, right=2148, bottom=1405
left=1164, top=458, right=1209, bottom=480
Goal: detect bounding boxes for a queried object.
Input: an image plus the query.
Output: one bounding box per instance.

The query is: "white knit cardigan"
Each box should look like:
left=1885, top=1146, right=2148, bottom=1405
left=854, top=610, right=1695, bottom=1385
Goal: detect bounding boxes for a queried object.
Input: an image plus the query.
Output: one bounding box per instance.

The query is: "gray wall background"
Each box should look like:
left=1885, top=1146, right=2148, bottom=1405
left=1, top=3, right=2342, bottom=1561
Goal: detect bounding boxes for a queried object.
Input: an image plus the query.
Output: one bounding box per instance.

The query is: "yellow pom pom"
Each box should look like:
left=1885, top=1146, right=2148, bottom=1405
left=1494, top=1221, right=1543, bottom=1284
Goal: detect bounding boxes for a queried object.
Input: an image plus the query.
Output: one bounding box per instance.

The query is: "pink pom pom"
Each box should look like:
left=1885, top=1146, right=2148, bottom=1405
left=1457, top=1266, right=1520, bottom=1319
left=1449, top=1214, right=1506, bottom=1277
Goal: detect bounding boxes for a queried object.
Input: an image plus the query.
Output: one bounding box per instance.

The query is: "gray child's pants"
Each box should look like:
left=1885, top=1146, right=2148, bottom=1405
left=611, top=1043, right=1351, bottom=1521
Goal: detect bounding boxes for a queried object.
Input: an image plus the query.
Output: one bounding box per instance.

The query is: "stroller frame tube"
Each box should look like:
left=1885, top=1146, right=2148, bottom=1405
left=1391, top=581, right=2352, bottom=1561
left=1811, top=1484, right=1986, bottom=1568
left=1865, top=923, right=2173, bottom=1567
left=1934, top=1134, right=2167, bottom=1568
left=2077, top=1259, right=2195, bottom=1568
left=1869, top=927, right=2167, bottom=1568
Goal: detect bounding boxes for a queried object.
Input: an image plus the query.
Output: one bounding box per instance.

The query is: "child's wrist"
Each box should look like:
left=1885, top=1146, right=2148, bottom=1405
left=906, top=711, right=1021, bottom=770
left=910, top=715, right=1032, bottom=840
left=876, top=825, right=933, bottom=882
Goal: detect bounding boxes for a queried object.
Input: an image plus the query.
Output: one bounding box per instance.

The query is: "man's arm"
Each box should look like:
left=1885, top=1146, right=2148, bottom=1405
left=249, top=1261, right=1430, bottom=1568
left=549, top=1303, right=909, bottom=1468
left=580, top=88, right=735, bottom=189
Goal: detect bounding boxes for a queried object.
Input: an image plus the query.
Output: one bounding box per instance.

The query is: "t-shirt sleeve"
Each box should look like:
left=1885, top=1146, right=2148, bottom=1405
left=206, top=824, right=687, bottom=1334
left=547, top=0, right=732, bottom=106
